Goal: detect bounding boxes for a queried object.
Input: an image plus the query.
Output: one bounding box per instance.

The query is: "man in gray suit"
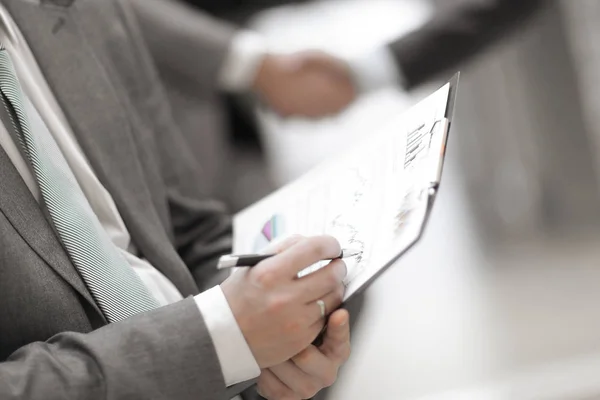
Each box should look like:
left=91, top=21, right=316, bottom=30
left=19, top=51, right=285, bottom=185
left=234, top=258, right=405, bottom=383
left=0, top=0, right=351, bottom=399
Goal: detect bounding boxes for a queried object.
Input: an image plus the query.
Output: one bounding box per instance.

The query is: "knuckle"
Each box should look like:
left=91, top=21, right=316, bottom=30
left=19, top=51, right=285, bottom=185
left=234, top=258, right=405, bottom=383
left=336, top=285, right=345, bottom=301
left=322, top=370, right=338, bottom=387
left=261, top=382, right=286, bottom=399
left=299, top=382, right=321, bottom=399
left=283, top=319, right=302, bottom=334
left=305, top=239, right=325, bottom=260
left=333, top=343, right=351, bottom=364
left=293, top=348, right=310, bottom=364
left=326, top=268, right=341, bottom=288
left=307, top=236, right=335, bottom=259
left=323, top=234, right=342, bottom=253
left=254, top=269, right=278, bottom=288
left=331, top=259, right=347, bottom=280
left=267, top=296, right=289, bottom=316
left=275, top=389, right=294, bottom=400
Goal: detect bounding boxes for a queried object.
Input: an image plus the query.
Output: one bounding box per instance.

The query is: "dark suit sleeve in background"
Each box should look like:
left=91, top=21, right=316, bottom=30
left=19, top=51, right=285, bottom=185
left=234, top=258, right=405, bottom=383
left=390, top=0, right=545, bottom=89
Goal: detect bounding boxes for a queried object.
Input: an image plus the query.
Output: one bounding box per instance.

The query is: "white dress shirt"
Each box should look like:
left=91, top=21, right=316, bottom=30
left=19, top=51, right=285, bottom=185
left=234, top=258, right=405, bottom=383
left=0, top=6, right=259, bottom=391
left=220, top=31, right=268, bottom=91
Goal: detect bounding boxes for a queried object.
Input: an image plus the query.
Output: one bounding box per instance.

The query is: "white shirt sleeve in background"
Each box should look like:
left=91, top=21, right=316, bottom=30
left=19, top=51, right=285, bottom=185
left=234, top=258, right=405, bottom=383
left=219, top=30, right=268, bottom=92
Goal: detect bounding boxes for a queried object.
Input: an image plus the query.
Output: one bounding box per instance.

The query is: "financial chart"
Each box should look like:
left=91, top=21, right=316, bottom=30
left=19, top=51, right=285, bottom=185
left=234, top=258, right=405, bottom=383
left=235, top=83, right=451, bottom=300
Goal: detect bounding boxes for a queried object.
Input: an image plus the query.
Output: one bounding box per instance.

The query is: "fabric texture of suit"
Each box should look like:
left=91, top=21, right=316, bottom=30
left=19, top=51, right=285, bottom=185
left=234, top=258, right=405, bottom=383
left=0, top=0, right=250, bottom=398
left=389, top=0, right=544, bottom=90
left=130, top=0, right=240, bottom=205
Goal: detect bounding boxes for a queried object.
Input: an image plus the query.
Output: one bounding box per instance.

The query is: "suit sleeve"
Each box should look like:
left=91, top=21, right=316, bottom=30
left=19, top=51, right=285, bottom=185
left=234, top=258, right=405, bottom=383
left=0, top=298, right=232, bottom=400
left=128, top=0, right=237, bottom=93
left=389, top=0, right=545, bottom=89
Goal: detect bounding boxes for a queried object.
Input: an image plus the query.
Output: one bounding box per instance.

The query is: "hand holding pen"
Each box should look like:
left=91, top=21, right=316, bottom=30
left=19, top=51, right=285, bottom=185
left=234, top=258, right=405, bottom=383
left=217, top=247, right=362, bottom=269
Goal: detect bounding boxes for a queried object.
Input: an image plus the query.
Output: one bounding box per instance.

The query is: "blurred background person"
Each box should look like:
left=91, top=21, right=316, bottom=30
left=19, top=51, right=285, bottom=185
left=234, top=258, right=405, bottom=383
left=131, top=0, right=543, bottom=213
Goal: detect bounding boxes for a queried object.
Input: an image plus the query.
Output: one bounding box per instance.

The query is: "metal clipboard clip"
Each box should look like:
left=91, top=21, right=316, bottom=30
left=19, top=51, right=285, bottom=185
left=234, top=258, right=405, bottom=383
left=397, top=117, right=450, bottom=226
left=424, top=117, right=450, bottom=190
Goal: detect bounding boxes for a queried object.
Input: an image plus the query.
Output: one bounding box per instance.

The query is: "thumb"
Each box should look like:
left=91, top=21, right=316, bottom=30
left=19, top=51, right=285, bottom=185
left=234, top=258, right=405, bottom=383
left=320, top=309, right=351, bottom=362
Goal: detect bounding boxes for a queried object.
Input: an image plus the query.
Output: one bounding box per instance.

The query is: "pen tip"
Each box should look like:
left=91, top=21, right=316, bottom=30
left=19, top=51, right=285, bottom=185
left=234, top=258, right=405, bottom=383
left=342, top=248, right=362, bottom=258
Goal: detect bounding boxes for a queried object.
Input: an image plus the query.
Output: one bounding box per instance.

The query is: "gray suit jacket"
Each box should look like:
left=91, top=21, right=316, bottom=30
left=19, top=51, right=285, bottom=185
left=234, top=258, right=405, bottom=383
left=389, top=0, right=544, bottom=89
left=130, top=0, right=239, bottom=203
left=0, top=0, right=250, bottom=398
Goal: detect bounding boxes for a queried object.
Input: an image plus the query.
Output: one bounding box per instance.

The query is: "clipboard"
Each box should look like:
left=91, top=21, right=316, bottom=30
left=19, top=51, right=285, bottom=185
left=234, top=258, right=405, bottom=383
left=233, top=73, right=460, bottom=303
left=343, top=73, right=459, bottom=302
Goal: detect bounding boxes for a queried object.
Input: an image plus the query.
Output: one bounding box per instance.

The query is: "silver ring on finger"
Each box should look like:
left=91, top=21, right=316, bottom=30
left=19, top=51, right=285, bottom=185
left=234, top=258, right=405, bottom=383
left=316, top=299, right=326, bottom=318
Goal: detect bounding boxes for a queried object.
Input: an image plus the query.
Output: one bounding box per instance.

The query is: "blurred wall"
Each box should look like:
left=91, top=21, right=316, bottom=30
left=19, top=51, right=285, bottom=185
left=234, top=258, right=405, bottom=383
left=451, top=1, right=600, bottom=247
left=561, top=0, right=600, bottom=192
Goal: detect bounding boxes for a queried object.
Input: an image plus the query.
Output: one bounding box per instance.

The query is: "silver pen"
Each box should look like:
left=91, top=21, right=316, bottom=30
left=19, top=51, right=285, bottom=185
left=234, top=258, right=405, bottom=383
left=217, top=247, right=363, bottom=269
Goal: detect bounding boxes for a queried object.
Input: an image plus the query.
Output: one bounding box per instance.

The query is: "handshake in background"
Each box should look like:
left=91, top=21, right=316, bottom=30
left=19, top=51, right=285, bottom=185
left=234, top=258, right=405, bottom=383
left=135, top=0, right=545, bottom=120
left=243, top=0, right=546, bottom=120
left=252, top=50, right=359, bottom=118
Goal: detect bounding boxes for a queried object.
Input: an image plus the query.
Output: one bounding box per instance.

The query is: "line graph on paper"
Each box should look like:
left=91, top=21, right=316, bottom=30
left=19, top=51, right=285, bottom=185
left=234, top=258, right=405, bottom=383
left=346, top=167, right=368, bottom=208
left=295, top=164, right=371, bottom=279
left=328, top=214, right=366, bottom=284
left=296, top=212, right=368, bottom=280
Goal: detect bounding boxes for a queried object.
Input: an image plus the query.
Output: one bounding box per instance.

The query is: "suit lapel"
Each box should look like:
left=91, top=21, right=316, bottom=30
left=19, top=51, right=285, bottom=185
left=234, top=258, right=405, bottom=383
left=0, top=145, right=104, bottom=318
left=3, top=0, right=198, bottom=296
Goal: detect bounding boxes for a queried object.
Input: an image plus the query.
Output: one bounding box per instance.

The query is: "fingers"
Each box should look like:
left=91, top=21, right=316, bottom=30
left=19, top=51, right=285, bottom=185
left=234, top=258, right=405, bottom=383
left=320, top=310, right=351, bottom=364
left=256, top=51, right=357, bottom=118
left=291, top=345, right=337, bottom=388
left=304, top=284, right=345, bottom=325
left=297, top=258, right=346, bottom=302
left=259, top=234, right=304, bottom=255
left=298, top=50, right=353, bottom=79
left=291, top=312, right=351, bottom=388
left=257, top=369, right=300, bottom=400
left=269, top=361, right=324, bottom=399
left=257, top=235, right=342, bottom=280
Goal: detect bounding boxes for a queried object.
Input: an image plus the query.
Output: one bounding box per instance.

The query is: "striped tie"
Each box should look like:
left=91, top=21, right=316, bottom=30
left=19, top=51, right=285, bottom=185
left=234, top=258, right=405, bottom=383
left=0, top=45, right=159, bottom=322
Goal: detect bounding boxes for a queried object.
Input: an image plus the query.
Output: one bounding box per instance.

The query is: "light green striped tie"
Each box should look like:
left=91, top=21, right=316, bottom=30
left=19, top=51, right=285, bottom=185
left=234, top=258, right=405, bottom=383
left=0, top=45, right=159, bottom=322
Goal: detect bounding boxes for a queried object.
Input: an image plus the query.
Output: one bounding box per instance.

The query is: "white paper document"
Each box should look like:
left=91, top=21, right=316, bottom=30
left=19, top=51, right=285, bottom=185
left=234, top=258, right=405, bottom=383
left=234, top=83, right=452, bottom=300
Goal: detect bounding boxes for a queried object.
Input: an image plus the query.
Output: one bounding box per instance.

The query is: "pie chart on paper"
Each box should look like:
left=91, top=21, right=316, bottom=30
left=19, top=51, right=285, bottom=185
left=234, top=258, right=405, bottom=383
left=254, top=214, right=286, bottom=252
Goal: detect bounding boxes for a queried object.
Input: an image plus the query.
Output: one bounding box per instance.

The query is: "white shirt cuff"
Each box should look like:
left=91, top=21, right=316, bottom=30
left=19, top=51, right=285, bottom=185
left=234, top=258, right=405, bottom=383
left=346, top=45, right=405, bottom=92
left=194, top=286, right=261, bottom=387
left=218, top=30, right=268, bottom=92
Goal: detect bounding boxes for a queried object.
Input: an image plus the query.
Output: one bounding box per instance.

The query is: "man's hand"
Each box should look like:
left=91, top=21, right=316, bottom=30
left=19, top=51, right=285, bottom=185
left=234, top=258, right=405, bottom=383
left=220, top=235, right=347, bottom=368
left=252, top=51, right=356, bottom=118
left=257, top=309, right=351, bottom=399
